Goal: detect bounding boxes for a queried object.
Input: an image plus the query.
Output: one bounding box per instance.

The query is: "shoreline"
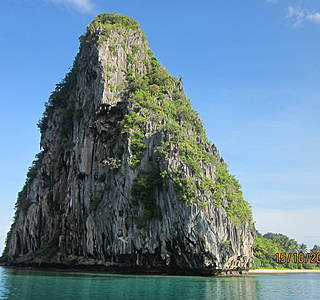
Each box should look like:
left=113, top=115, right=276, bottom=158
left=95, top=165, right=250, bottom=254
left=248, top=269, right=320, bottom=274
left=0, top=262, right=243, bottom=277
left=2, top=260, right=320, bottom=276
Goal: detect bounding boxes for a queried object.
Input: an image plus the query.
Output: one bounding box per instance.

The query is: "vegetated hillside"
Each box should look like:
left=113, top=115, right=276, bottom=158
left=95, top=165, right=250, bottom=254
left=253, top=232, right=320, bottom=269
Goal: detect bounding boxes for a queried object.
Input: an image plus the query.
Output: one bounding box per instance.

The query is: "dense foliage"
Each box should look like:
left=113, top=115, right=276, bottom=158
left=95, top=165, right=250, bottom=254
left=118, top=36, right=252, bottom=225
left=131, top=170, right=162, bottom=227
left=80, top=13, right=146, bottom=46
left=37, top=66, right=78, bottom=138
left=253, top=232, right=320, bottom=269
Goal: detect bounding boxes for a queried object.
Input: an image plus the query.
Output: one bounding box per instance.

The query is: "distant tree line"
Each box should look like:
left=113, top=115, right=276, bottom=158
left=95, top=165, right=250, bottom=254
left=253, top=232, right=320, bottom=269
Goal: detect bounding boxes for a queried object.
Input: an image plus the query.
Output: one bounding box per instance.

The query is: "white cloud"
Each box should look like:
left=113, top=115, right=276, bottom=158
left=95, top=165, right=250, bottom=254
left=48, top=0, right=95, bottom=13
left=287, top=6, right=320, bottom=26
left=307, top=12, right=320, bottom=23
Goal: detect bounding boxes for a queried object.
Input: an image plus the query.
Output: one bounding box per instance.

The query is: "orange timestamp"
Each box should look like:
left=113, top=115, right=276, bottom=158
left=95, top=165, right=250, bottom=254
left=275, top=253, right=320, bottom=264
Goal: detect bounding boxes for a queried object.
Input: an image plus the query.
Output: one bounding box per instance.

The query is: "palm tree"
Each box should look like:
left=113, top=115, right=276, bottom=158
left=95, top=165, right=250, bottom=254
left=299, top=243, right=308, bottom=253
left=311, top=245, right=320, bottom=253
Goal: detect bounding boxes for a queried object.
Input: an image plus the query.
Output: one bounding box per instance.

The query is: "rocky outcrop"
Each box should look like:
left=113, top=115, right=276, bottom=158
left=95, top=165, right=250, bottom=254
left=3, top=13, right=255, bottom=275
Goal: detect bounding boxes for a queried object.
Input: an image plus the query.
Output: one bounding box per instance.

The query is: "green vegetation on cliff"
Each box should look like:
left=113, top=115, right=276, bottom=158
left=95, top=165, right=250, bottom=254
left=80, top=13, right=146, bottom=46
left=15, top=152, right=44, bottom=212
left=115, top=21, right=252, bottom=225
left=132, top=170, right=162, bottom=227
left=37, top=66, right=78, bottom=138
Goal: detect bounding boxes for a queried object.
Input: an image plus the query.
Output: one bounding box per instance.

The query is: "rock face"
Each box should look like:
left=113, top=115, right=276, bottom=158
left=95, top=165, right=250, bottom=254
left=3, top=14, right=255, bottom=274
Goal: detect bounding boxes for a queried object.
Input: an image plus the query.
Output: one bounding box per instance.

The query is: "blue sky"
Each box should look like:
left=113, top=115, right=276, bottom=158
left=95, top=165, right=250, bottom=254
left=0, top=0, right=320, bottom=253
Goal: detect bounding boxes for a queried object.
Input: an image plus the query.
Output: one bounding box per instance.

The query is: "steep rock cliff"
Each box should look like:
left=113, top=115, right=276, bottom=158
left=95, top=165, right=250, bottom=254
left=3, top=13, right=255, bottom=275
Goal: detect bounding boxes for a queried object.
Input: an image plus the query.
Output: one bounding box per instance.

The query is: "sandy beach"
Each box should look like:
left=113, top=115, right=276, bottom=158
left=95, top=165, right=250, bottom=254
left=248, top=269, right=320, bottom=274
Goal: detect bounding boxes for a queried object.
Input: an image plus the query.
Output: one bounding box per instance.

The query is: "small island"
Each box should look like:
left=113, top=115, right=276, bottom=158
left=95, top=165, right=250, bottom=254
left=1, top=13, right=255, bottom=276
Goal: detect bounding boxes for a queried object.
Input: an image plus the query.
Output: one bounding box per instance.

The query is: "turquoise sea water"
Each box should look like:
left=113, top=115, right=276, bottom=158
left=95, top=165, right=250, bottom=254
left=0, top=267, right=319, bottom=300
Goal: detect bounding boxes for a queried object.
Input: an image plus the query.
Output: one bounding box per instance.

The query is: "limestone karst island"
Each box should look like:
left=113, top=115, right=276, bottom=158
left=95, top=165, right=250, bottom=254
left=1, top=13, right=255, bottom=275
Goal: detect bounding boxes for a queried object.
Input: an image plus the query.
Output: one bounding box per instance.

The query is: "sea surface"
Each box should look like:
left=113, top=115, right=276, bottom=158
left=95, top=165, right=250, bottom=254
left=0, top=266, right=319, bottom=300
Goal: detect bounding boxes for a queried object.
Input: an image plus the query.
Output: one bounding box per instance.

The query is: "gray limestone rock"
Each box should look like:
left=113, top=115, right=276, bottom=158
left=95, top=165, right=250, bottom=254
left=3, top=13, right=255, bottom=275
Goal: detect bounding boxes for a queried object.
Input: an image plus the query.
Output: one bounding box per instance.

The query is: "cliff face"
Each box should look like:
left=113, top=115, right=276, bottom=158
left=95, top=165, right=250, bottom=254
left=3, top=14, right=255, bottom=274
